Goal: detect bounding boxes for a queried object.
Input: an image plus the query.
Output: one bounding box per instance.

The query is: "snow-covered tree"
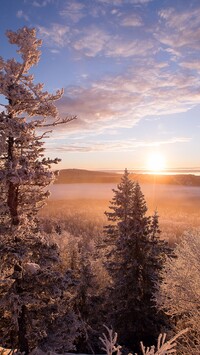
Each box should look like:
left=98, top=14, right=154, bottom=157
left=0, top=27, right=78, bottom=354
left=72, top=243, right=101, bottom=353
left=0, top=231, right=81, bottom=354
left=156, top=230, right=200, bottom=354
left=0, top=27, right=75, bottom=229
left=104, top=168, right=135, bottom=242
left=103, top=170, right=170, bottom=352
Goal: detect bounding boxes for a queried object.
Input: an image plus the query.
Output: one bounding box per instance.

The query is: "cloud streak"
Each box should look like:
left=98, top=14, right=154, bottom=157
left=59, top=1, right=85, bottom=23
left=32, top=0, right=53, bottom=7
left=120, top=14, right=143, bottom=27
left=37, top=24, right=70, bottom=48
left=53, top=60, right=200, bottom=135
left=156, top=7, right=200, bottom=56
left=47, top=136, right=191, bottom=153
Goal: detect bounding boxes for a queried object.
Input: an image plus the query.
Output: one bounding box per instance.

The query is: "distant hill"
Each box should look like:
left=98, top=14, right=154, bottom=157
left=54, top=169, right=200, bottom=186
left=55, top=169, right=121, bottom=184
left=134, top=173, right=200, bottom=186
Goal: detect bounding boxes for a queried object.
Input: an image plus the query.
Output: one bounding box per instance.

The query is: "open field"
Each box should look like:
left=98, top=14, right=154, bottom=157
left=39, top=182, right=200, bottom=244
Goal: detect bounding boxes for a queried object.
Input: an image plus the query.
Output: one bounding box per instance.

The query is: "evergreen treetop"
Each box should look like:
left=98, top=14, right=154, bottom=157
left=103, top=169, right=171, bottom=352
left=0, top=27, right=78, bottom=354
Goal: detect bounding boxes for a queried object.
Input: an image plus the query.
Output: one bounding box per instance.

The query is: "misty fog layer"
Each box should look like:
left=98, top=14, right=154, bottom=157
left=49, top=183, right=200, bottom=202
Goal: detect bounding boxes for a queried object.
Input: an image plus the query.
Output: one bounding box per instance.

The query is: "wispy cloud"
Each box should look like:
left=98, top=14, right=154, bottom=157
left=106, top=38, right=155, bottom=57
left=72, top=26, right=110, bottom=57
left=38, top=22, right=154, bottom=58
left=59, top=1, right=85, bottom=23
left=180, top=59, right=200, bottom=72
left=96, top=0, right=153, bottom=5
left=120, top=14, right=143, bottom=27
left=128, top=0, right=153, bottom=4
left=16, top=10, right=29, bottom=21
left=36, top=0, right=153, bottom=57
left=37, top=24, right=70, bottom=48
left=157, top=7, right=200, bottom=53
left=53, top=59, right=200, bottom=135
left=95, top=0, right=123, bottom=5
left=47, top=136, right=191, bottom=153
left=72, top=26, right=154, bottom=57
left=32, top=0, right=52, bottom=7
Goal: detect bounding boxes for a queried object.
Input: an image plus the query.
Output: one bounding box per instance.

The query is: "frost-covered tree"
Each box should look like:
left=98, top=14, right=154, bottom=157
left=104, top=170, right=170, bottom=352
left=0, top=27, right=78, bottom=354
left=0, top=27, right=75, bottom=228
left=0, top=231, right=81, bottom=354
left=156, top=230, right=200, bottom=354
left=72, top=243, right=102, bottom=353
left=104, top=168, right=135, bottom=242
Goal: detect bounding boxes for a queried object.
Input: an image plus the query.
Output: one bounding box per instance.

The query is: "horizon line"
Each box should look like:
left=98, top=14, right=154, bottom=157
left=59, top=167, right=200, bottom=175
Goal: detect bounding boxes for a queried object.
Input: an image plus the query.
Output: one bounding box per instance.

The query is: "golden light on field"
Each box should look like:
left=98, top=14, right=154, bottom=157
left=146, top=152, right=166, bottom=173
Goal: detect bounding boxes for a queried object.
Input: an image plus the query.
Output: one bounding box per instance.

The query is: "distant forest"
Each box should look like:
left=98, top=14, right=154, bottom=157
left=55, top=168, right=200, bottom=186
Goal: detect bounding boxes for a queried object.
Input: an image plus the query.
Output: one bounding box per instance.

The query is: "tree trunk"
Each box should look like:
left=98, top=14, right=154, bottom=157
left=7, top=181, right=19, bottom=225
left=7, top=136, right=19, bottom=225
left=15, top=275, right=29, bottom=354
left=18, top=304, right=29, bottom=354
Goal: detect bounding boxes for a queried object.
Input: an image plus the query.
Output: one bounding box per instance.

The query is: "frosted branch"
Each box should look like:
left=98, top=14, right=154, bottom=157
left=39, top=115, right=77, bottom=127
left=100, top=327, right=189, bottom=355
left=99, top=325, right=122, bottom=355
left=140, top=328, right=189, bottom=355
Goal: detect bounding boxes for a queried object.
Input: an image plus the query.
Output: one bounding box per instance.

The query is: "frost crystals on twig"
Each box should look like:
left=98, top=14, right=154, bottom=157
left=140, top=328, right=189, bottom=355
left=99, top=325, right=122, bottom=355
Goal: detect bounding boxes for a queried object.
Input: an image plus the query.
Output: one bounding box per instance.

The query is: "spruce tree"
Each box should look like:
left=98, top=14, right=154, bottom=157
left=104, top=170, right=169, bottom=352
left=0, top=27, right=75, bottom=229
left=104, top=168, right=135, bottom=248
left=0, top=27, right=78, bottom=353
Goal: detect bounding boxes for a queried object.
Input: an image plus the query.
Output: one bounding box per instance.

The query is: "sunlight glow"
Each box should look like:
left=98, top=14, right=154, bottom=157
left=147, top=152, right=166, bottom=173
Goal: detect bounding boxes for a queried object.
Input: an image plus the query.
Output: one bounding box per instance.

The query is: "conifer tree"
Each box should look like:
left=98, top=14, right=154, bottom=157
left=0, top=27, right=75, bottom=229
left=104, top=168, right=135, bottom=247
left=0, top=27, right=78, bottom=353
left=104, top=170, right=169, bottom=352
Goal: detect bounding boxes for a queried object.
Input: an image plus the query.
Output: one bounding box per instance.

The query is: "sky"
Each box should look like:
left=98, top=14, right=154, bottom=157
left=1, top=0, right=200, bottom=172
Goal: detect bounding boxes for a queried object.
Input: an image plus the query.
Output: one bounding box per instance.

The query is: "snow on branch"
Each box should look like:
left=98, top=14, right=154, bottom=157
left=100, top=326, right=189, bottom=355
left=0, top=26, right=77, bottom=227
left=99, top=325, right=122, bottom=355
left=140, top=328, right=188, bottom=355
left=39, top=115, right=77, bottom=128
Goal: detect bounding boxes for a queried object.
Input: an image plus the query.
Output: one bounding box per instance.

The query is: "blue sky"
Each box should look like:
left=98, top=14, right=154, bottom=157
left=1, top=0, right=200, bottom=171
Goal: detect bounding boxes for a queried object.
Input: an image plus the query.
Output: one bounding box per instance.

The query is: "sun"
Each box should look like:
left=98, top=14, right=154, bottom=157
left=147, top=152, right=166, bottom=173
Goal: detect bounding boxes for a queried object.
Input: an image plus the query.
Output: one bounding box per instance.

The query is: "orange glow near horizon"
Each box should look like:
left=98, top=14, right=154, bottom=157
left=146, top=152, right=166, bottom=173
